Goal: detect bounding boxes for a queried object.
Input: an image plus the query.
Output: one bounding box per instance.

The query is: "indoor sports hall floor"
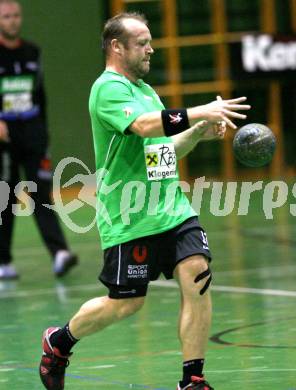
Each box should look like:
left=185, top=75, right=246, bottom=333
left=0, top=186, right=295, bottom=389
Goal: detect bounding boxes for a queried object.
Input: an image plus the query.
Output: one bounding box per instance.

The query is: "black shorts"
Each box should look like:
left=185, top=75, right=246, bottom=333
left=99, top=217, right=212, bottom=299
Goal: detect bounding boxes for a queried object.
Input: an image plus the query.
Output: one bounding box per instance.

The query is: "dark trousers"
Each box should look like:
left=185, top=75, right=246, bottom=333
left=0, top=117, right=68, bottom=264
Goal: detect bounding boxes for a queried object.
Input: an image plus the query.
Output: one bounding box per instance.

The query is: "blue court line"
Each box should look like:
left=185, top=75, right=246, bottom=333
left=2, top=366, right=171, bottom=390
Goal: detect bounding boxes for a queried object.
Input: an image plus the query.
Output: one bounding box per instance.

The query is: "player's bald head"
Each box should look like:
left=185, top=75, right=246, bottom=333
left=0, top=0, right=20, bottom=8
left=0, top=0, right=21, bottom=17
left=102, top=12, right=148, bottom=55
left=0, top=0, right=22, bottom=39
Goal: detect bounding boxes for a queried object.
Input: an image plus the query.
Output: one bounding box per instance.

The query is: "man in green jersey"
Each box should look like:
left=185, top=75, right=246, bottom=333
left=39, top=12, right=250, bottom=390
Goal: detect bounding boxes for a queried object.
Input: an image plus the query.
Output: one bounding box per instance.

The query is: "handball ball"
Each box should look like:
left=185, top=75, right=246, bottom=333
left=233, top=123, right=276, bottom=167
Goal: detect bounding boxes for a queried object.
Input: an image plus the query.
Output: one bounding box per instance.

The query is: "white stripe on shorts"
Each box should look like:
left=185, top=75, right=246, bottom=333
left=117, top=244, right=122, bottom=285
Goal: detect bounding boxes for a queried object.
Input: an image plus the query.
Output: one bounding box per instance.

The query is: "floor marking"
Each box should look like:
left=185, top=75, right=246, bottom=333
left=2, top=365, right=296, bottom=388
left=1, top=366, right=171, bottom=389
left=10, top=216, right=296, bottom=264
left=0, top=280, right=296, bottom=299
left=207, top=368, right=296, bottom=373
left=210, top=315, right=296, bottom=349
left=0, top=368, right=15, bottom=372
left=12, top=240, right=100, bottom=257
left=152, top=280, right=296, bottom=297
left=214, top=264, right=296, bottom=277
left=0, top=283, right=103, bottom=299
left=86, top=365, right=116, bottom=369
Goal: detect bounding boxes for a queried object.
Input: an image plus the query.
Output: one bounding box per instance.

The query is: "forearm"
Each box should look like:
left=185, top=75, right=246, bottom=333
left=130, top=109, right=204, bottom=138
left=172, top=122, right=206, bottom=160
left=130, top=111, right=164, bottom=137
left=130, top=95, right=250, bottom=138
left=187, top=106, right=210, bottom=126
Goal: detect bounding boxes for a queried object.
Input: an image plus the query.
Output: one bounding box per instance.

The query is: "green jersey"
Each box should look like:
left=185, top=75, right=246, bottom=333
left=89, top=70, right=196, bottom=249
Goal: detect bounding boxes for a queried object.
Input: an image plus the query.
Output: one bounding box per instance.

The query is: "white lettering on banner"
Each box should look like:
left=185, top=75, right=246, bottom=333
left=242, top=35, right=296, bottom=72
left=144, top=143, right=177, bottom=181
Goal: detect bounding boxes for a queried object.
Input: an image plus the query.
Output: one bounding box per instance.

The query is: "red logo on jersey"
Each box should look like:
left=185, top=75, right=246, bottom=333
left=132, top=245, right=148, bottom=263
left=40, top=157, right=52, bottom=171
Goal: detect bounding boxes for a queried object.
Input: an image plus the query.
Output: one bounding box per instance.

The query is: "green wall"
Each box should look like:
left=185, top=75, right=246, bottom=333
left=18, top=0, right=106, bottom=177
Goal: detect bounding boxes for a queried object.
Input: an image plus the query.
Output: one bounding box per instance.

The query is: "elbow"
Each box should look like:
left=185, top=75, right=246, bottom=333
left=138, top=125, right=152, bottom=138
left=130, top=121, right=152, bottom=138
left=130, top=113, right=163, bottom=138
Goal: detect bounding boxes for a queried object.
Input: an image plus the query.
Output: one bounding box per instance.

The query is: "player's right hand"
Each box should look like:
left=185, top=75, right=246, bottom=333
left=0, top=120, right=10, bottom=142
left=198, top=96, right=251, bottom=130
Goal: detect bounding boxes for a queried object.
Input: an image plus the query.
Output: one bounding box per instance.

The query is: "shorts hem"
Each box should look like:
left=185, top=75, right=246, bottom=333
left=99, top=278, right=148, bottom=299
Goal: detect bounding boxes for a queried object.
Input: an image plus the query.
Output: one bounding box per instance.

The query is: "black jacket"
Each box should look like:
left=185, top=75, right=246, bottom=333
left=0, top=39, right=47, bottom=129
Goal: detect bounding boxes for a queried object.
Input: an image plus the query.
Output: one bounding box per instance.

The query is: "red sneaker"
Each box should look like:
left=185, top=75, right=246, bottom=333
left=177, top=375, right=214, bottom=390
left=39, top=327, right=72, bottom=389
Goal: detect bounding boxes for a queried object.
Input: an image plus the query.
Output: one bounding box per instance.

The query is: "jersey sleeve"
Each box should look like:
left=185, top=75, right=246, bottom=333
left=96, top=80, right=147, bottom=135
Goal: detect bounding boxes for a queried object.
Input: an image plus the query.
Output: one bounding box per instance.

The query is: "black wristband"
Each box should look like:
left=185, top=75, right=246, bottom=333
left=161, top=108, right=190, bottom=136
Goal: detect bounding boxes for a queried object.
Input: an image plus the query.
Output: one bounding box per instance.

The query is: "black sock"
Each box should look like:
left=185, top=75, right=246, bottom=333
left=49, top=323, right=79, bottom=355
left=180, top=359, right=204, bottom=387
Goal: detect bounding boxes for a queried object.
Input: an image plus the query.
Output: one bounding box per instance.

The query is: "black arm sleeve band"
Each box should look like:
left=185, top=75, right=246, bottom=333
left=161, top=108, right=190, bottom=136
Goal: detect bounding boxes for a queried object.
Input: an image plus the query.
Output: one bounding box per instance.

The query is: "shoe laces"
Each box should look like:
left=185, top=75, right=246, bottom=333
left=42, top=352, right=70, bottom=374
left=190, top=376, right=211, bottom=390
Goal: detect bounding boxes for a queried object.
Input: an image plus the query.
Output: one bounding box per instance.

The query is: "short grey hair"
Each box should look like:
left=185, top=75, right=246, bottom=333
left=102, top=12, right=148, bottom=55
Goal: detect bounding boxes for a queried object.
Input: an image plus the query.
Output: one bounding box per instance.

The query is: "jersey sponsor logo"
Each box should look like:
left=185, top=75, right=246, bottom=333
left=169, top=112, right=182, bottom=124
left=147, top=169, right=177, bottom=180
left=127, top=264, right=148, bottom=279
left=132, top=245, right=148, bottom=263
left=144, top=143, right=177, bottom=181
left=40, top=157, right=52, bottom=172
left=122, top=106, right=133, bottom=118
left=146, top=153, right=158, bottom=167
left=1, top=76, right=33, bottom=93
left=38, top=157, right=53, bottom=180
left=3, top=92, right=33, bottom=113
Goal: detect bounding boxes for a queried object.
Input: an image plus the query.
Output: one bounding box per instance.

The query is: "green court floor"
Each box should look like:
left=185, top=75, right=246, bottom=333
left=0, top=186, right=295, bottom=389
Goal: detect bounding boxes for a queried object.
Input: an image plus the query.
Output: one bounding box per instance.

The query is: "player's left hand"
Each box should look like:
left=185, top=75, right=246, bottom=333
left=194, top=119, right=227, bottom=141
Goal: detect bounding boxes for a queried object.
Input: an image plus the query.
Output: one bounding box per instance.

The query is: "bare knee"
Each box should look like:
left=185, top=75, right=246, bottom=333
left=175, top=256, right=212, bottom=298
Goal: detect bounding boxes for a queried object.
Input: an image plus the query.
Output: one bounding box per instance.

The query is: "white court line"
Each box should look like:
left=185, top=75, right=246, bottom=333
left=0, top=283, right=102, bottom=299
left=13, top=219, right=295, bottom=257
left=211, top=285, right=296, bottom=297
left=13, top=240, right=100, bottom=257
left=152, top=280, right=296, bottom=297
left=11, top=239, right=296, bottom=277
left=206, top=368, right=296, bottom=373
left=0, top=280, right=296, bottom=299
left=86, top=365, right=116, bottom=369
left=214, top=264, right=296, bottom=277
